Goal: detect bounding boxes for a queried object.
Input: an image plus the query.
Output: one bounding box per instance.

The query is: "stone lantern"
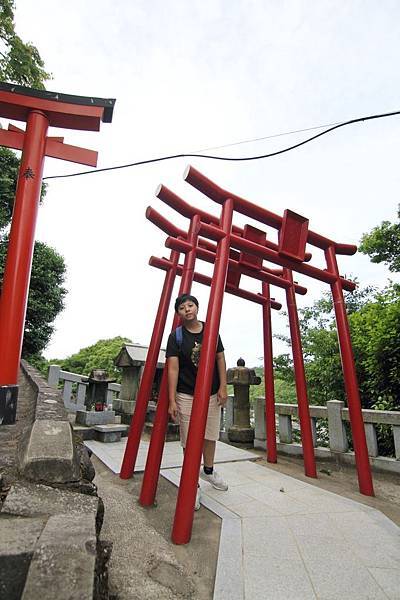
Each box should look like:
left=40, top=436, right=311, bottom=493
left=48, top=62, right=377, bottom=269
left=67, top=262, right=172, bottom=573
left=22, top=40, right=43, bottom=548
left=85, top=369, right=116, bottom=411
left=226, top=358, right=261, bottom=443
left=113, top=343, right=165, bottom=423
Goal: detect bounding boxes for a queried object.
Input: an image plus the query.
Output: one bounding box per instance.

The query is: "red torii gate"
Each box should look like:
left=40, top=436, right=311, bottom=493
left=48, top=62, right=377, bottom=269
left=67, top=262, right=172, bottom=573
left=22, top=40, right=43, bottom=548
left=121, top=165, right=374, bottom=545
left=0, top=82, right=115, bottom=419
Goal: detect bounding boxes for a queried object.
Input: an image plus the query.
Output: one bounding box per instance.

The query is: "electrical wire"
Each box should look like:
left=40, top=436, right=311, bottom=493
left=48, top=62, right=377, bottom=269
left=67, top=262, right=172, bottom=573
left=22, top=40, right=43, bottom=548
left=42, top=110, right=400, bottom=181
left=189, top=120, right=341, bottom=152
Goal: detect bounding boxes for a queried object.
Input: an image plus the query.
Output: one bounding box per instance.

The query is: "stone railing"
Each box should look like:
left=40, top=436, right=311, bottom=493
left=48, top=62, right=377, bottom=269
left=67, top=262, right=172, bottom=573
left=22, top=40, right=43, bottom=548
left=251, top=398, right=400, bottom=474
left=47, top=365, right=121, bottom=412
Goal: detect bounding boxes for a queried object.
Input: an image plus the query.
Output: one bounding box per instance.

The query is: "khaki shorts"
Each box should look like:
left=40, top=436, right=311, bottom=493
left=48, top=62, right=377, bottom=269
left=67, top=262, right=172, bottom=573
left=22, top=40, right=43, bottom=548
left=175, top=392, right=221, bottom=448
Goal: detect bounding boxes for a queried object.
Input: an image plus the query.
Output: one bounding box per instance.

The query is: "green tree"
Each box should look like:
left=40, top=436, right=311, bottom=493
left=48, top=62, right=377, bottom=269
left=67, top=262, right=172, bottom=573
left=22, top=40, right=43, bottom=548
left=0, top=0, right=50, bottom=88
left=0, top=239, right=67, bottom=356
left=359, top=206, right=400, bottom=273
left=282, top=285, right=400, bottom=408
left=0, top=1, right=66, bottom=359
left=50, top=337, right=133, bottom=382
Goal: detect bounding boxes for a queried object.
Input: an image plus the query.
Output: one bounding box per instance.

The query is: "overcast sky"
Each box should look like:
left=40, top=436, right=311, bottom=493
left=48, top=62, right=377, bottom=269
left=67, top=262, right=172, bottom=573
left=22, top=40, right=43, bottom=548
left=5, top=0, right=400, bottom=368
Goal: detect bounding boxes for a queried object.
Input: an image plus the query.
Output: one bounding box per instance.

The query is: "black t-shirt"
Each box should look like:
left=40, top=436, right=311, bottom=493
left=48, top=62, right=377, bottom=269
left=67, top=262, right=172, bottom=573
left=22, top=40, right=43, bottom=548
left=166, top=323, right=224, bottom=395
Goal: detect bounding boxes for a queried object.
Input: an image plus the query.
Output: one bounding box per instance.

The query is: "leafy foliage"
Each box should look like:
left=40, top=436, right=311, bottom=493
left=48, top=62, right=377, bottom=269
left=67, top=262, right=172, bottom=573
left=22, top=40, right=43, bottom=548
left=0, top=0, right=51, bottom=88
left=49, top=337, right=133, bottom=382
left=0, top=146, right=19, bottom=229
left=0, top=238, right=67, bottom=356
left=0, top=1, right=64, bottom=360
left=273, top=284, right=400, bottom=411
left=359, top=206, right=400, bottom=273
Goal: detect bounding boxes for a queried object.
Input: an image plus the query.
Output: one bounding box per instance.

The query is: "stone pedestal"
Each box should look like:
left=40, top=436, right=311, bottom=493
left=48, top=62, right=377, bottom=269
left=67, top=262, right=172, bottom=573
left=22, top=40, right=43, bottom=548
left=75, top=410, right=115, bottom=426
left=226, top=358, right=260, bottom=445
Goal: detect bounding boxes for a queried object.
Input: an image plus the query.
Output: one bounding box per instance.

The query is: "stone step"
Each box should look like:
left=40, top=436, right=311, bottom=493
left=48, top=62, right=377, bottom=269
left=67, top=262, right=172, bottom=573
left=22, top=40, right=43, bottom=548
left=72, top=424, right=95, bottom=441
left=144, top=421, right=180, bottom=442
left=93, top=424, right=129, bottom=443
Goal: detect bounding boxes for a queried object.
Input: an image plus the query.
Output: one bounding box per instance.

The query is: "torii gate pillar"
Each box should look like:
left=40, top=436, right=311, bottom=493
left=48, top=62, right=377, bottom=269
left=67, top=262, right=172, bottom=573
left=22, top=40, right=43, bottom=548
left=0, top=83, right=115, bottom=421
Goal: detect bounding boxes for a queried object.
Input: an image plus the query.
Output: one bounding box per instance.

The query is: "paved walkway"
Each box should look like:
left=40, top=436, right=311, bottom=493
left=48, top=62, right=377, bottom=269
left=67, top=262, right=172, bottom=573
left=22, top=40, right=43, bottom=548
left=86, top=440, right=400, bottom=600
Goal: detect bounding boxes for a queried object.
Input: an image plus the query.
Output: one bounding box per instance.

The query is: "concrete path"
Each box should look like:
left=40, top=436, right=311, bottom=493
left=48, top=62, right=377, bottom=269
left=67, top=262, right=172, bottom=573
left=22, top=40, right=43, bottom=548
left=84, top=438, right=256, bottom=474
left=87, top=440, right=400, bottom=600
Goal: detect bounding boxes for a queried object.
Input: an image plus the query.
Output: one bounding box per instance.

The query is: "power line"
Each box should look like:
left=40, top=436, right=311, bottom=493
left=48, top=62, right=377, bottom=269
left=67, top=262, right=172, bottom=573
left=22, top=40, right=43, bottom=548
left=42, top=110, right=400, bottom=181
left=189, top=120, right=341, bottom=153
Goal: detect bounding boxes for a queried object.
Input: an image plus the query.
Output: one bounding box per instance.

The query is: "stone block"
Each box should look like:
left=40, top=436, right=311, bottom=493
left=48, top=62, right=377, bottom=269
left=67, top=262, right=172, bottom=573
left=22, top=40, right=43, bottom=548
left=224, top=396, right=234, bottom=430
left=47, top=364, right=61, bottom=388
left=93, top=424, right=128, bottom=443
left=364, top=423, right=378, bottom=457
left=327, top=400, right=348, bottom=453
left=22, top=513, right=97, bottom=600
left=18, top=419, right=80, bottom=484
left=278, top=414, right=292, bottom=444
left=112, top=397, right=135, bottom=415
left=0, top=517, right=45, bottom=600
left=228, top=426, right=255, bottom=444
left=393, top=425, right=400, bottom=459
left=254, top=397, right=266, bottom=441
left=311, top=417, right=317, bottom=447
left=2, top=482, right=99, bottom=521
left=75, top=409, right=115, bottom=426
left=72, top=424, right=95, bottom=441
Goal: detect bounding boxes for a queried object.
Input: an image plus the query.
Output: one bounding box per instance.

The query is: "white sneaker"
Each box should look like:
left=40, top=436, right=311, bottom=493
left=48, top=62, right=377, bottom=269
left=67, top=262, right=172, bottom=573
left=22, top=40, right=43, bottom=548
left=200, top=470, right=228, bottom=491
left=195, top=487, right=201, bottom=511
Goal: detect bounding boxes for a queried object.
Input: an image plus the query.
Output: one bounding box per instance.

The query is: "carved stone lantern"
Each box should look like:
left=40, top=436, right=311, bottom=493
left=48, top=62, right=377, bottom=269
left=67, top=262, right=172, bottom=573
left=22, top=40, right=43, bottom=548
left=113, top=344, right=165, bottom=423
left=86, top=369, right=116, bottom=412
left=226, top=358, right=261, bottom=443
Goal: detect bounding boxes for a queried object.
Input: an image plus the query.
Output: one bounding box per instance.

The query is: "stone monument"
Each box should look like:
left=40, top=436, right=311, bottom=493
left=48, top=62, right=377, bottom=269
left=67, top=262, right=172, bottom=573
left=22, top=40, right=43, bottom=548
left=226, top=358, right=261, bottom=444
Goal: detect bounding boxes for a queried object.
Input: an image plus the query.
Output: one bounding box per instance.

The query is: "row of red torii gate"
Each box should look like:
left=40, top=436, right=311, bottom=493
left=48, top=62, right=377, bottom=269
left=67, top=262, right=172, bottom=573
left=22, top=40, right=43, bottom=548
left=120, top=165, right=375, bottom=544
left=0, top=82, right=374, bottom=546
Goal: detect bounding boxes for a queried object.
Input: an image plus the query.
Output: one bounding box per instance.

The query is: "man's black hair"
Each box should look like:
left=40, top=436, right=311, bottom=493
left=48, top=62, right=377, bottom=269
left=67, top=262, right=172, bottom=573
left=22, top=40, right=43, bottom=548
left=174, top=294, right=199, bottom=313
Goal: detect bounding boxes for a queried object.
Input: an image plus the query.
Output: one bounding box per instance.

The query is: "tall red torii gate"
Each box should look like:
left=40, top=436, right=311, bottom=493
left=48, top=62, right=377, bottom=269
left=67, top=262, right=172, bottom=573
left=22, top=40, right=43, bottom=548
left=0, top=82, right=115, bottom=420
left=121, top=165, right=374, bottom=545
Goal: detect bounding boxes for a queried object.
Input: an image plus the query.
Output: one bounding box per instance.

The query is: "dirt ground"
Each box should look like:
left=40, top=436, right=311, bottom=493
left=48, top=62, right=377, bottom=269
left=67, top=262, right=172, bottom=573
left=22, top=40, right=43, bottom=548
left=93, top=456, right=221, bottom=600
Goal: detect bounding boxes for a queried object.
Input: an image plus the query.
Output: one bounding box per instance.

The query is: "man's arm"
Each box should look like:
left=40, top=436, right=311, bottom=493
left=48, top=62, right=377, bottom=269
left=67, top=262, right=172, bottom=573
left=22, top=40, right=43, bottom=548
left=167, top=356, right=179, bottom=421
left=216, top=351, right=228, bottom=406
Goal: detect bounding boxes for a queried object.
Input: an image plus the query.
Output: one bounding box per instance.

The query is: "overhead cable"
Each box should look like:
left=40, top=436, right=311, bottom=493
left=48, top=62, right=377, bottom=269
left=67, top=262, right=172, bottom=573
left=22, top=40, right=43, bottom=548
left=42, top=110, right=400, bottom=181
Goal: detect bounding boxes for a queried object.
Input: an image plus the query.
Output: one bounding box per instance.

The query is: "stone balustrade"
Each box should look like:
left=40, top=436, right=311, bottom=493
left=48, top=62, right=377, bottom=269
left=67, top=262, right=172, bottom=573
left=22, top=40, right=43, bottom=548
left=221, top=396, right=400, bottom=474
left=255, top=398, right=400, bottom=473
left=47, top=365, right=121, bottom=412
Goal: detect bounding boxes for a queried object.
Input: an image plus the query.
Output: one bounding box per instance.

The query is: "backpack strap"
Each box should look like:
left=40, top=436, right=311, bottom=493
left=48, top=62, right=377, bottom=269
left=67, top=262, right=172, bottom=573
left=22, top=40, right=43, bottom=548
left=175, top=325, right=183, bottom=349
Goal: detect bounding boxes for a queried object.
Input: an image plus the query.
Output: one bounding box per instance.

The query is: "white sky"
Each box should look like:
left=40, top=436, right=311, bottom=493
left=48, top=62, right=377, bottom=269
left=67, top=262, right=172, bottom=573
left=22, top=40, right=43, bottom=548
left=5, top=0, right=400, bottom=368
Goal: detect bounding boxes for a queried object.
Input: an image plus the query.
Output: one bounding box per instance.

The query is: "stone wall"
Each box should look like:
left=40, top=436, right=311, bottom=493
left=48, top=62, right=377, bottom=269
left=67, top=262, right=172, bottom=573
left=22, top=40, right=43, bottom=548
left=0, top=361, right=109, bottom=600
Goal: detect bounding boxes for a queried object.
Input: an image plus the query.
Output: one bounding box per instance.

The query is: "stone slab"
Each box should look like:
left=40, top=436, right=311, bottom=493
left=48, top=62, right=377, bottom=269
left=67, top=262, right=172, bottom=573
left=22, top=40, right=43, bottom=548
left=163, top=460, right=400, bottom=600
left=17, top=419, right=80, bottom=483
left=1, top=481, right=99, bottom=521
left=93, top=424, right=128, bottom=432
left=22, top=513, right=97, bottom=600
left=84, top=438, right=258, bottom=474
left=0, top=516, right=45, bottom=600
left=95, top=430, right=122, bottom=443
left=75, top=409, right=115, bottom=426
